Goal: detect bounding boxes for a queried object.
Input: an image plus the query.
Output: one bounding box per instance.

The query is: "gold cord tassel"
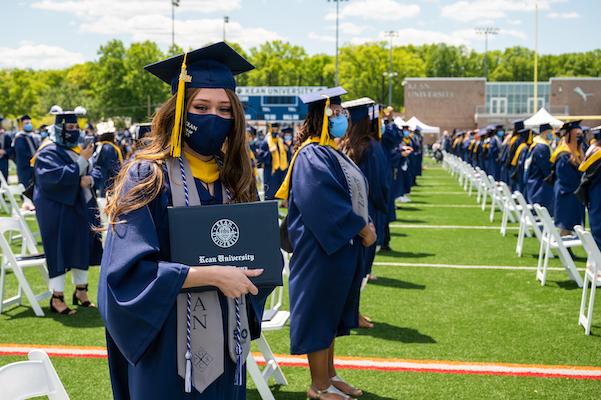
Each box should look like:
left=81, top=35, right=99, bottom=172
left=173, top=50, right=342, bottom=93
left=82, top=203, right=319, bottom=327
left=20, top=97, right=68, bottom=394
left=170, top=52, right=191, bottom=158
left=319, top=97, right=331, bottom=146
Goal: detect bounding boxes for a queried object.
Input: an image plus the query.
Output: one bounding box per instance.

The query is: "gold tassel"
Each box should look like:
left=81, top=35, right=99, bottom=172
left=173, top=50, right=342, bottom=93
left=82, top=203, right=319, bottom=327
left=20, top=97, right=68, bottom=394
left=377, top=108, right=383, bottom=140
left=170, top=52, right=192, bottom=158
left=319, top=97, right=331, bottom=146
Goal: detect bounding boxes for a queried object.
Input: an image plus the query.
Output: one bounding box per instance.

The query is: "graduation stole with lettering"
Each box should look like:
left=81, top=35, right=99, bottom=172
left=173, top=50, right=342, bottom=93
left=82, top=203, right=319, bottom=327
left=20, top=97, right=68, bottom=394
left=183, top=150, right=220, bottom=183
left=267, top=134, right=288, bottom=173
left=99, top=141, right=124, bottom=163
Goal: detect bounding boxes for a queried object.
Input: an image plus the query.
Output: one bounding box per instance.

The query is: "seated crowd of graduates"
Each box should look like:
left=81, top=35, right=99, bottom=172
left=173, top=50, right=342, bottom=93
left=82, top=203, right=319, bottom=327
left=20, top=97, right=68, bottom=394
left=442, top=120, right=601, bottom=249
left=2, top=42, right=427, bottom=400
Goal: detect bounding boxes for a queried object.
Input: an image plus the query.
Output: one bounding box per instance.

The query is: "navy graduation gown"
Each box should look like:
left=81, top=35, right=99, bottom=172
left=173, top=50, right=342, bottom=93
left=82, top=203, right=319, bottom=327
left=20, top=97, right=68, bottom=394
left=287, top=144, right=366, bottom=354
left=93, top=143, right=122, bottom=197
left=33, top=143, right=102, bottom=278
left=553, top=153, right=585, bottom=231
left=586, top=169, right=601, bottom=248
left=358, top=139, right=389, bottom=275
left=0, top=133, right=13, bottom=180
left=487, top=137, right=501, bottom=181
left=525, top=143, right=554, bottom=214
left=381, top=125, right=402, bottom=219
left=14, top=132, right=37, bottom=186
left=98, top=162, right=269, bottom=400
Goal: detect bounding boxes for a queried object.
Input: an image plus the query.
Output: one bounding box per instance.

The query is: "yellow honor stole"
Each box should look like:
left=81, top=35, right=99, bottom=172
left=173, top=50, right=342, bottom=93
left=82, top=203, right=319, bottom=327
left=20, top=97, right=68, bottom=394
left=275, top=136, right=336, bottom=200
left=511, top=142, right=528, bottom=166
left=550, top=141, right=582, bottom=164
left=579, top=147, right=601, bottom=172
left=268, top=134, right=288, bottom=173
left=100, top=141, right=124, bottom=163
left=184, top=150, right=220, bottom=183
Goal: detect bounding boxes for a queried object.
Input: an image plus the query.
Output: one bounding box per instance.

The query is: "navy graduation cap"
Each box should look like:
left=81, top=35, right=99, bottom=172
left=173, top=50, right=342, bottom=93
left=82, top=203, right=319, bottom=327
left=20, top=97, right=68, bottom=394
left=539, top=123, right=553, bottom=133
left=563, top=120, right=582, bottom=132
left=49, top=105, right=86, bottom=125
left=513, top=119, right=525, bottom=132
left=300, top=87, right=347, bottom=106
left=20, top=114, right=31, bottom=122
left=144, top=41, right=254, bottom=157
left=341, top=97, right=375, bottom=124
left=144, top=41, right=254, bottom=93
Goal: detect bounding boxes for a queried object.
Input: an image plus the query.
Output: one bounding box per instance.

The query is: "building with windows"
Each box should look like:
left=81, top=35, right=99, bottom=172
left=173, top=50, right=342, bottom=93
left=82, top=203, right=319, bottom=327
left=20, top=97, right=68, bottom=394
left=403, top=77, right=601, bottom=133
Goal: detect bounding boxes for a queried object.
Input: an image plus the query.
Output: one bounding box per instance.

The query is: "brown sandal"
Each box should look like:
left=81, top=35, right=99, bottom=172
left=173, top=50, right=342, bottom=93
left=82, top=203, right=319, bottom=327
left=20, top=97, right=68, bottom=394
left=331, top=376, right=363, bottom=398
left=307, top=385, right=353, bottom=400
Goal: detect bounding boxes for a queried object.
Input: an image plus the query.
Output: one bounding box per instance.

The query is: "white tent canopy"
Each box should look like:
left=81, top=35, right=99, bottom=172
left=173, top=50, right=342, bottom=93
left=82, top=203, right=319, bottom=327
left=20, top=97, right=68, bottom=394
left=524, top=108, right=564, bottom=129
left=407, top=116, right=440, bottom=134
left=393, top=116, right=407, bottom=128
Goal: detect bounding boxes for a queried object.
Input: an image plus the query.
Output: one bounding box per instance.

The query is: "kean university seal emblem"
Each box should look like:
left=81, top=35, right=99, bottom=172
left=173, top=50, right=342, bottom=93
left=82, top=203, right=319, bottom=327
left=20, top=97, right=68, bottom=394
left=210, top=219, right=240, bottom=248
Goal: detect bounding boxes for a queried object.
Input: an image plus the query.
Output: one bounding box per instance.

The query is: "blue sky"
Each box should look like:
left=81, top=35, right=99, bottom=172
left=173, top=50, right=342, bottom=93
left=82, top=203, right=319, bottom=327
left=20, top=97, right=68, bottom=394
left=1, top=0, right=599, bottom=69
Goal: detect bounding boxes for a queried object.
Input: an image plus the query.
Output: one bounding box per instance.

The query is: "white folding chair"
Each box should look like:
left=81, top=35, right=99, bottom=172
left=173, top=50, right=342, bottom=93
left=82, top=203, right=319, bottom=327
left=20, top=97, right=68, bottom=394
left=0, top=349, right=69, bottom=399
left=514, top=195, right=545, bottom=257
left=499, top=184, right=520, bottom=236
left=0, top=216, right=50, bottom=317
left=574, top=226, right=601, bottom=335
left=247, top=250, right=290, bottom=399
left=534, top=205, right=584, bottom=287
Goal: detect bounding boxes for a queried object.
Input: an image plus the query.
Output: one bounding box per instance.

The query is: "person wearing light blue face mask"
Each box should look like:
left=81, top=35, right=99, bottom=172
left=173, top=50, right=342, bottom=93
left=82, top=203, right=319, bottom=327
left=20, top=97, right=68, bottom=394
left=278, top=87, right=375, bottom=399
left=13, top=114, right=38, bottom=186
left=0, top=119, right=14, bottom=181
left=523, top=123, right=555, bottom=214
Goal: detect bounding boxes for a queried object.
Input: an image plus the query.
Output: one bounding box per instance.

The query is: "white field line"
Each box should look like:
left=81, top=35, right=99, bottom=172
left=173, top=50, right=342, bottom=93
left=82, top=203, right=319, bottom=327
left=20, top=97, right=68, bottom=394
left=397, top=204, right=481, bottom=208
left=390, top=224, right=517, bottom=230
left=371, top=262, right=582, bottom=272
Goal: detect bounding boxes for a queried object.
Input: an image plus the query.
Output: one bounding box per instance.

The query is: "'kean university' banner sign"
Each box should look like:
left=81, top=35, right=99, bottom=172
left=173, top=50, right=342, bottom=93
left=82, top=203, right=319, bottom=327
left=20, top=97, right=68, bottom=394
left=236, top=86, right=326, bottom=122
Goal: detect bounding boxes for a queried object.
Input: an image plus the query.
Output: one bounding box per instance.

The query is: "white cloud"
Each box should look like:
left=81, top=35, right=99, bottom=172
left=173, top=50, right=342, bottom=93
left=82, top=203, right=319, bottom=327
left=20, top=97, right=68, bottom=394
left=325, top=0, right=420, bottom=21
left=0, top=43, right=86, bottom=69
left=308, top=32, right=336, bottom=43
left=507, top=19, right=522, bottom=25
left=31, top=0, right=241, bottom=17
left=441, top=0, right=559, bottom=22
left=30, top=0, right=280, bottom=49
left=547, top=11, right=580, bottom=19
left=340, top=22, right=369, bottom=36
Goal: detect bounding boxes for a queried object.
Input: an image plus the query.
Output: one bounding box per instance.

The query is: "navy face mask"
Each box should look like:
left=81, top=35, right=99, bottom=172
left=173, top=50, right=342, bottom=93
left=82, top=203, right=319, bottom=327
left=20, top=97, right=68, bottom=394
left=184, top=113, right=232, bottom=156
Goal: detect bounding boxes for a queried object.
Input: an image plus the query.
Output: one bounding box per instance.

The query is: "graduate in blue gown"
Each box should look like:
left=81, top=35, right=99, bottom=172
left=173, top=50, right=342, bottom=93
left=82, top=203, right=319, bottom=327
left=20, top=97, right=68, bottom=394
left=524, top=123, right=555, bottom=214
left=380, top=117, right=402, bottom=250
left=488, top=126, right=504, bottom=181
left=510, top=128, right=531, bottom=194
left=98, top=43, right=272, bottom=400
left=32, top=106, right=102, bottom=315
left=341, top=98, right=389, bottom=328
left=0, top=120, right=14, bottom=181
left=576, top=128, right=601, bottom=247
left=14, top=114, right=38, bottom=187
left=92, top=121, right=123, bottom=197
left=276, top=87, right=375, bottom=399
left=256, top=123, right=288, bottom=200
left=551, top=121, right=585, bottom=234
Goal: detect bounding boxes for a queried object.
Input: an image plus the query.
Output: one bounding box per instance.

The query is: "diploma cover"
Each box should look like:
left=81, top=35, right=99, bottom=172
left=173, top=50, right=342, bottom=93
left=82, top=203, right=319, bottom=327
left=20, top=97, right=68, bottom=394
left=168, top=200, right=284, bottom=290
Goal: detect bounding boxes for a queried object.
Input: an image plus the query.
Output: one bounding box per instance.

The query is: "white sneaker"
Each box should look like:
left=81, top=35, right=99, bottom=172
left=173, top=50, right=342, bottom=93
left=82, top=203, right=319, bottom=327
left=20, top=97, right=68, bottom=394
left=400, top=196, right=411, bottom=203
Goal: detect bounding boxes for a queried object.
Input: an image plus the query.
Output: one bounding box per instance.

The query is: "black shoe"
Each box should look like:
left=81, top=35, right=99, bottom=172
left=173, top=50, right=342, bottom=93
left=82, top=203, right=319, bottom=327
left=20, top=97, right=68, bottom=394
left=73, top=284, right=96, bottom=308
left=50, top=294, right=76, bottom=315
left=379, top=245, right=392, bottom=252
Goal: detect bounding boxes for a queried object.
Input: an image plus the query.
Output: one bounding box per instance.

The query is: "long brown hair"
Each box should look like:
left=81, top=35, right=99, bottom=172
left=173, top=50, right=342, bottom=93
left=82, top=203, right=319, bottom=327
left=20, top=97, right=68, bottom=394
left=104, top=88, right=255, bottom=226
left=340, top=117, right=371, bottom=164
left=295, top=102, right=325, bottom=152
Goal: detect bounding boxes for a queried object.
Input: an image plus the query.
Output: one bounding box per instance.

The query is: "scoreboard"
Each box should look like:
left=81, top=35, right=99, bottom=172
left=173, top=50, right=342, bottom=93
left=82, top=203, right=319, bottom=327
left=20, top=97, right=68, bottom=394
left=236, top=86, right=327, bottom=123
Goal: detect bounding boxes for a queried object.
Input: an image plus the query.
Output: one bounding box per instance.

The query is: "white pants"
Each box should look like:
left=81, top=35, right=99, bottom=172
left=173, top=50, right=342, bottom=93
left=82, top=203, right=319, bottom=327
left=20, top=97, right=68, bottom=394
left=48, top=269, right=88, bottom=292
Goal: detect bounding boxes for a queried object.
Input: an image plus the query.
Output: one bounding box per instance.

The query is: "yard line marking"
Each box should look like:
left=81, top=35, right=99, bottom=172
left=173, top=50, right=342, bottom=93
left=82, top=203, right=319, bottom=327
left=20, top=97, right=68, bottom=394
left=390, top=224, right=517, bottom=230
left=397, top=204, right=481, bottom=208
left=372, top=262, right=575, bottom=271
left=411, top=192, right=468, bottom=195
left=1, top=344, right=600, bottom=380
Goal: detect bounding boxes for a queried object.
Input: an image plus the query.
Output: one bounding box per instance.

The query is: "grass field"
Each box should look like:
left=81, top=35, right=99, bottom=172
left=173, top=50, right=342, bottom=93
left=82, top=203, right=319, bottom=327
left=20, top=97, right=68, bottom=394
left=1, top=159, right=600, bottom=399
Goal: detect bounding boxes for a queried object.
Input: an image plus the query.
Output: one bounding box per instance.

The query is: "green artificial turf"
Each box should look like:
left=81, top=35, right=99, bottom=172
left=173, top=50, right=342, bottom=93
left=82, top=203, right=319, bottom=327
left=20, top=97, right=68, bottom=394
left=1, top=159, right=600, bottom=399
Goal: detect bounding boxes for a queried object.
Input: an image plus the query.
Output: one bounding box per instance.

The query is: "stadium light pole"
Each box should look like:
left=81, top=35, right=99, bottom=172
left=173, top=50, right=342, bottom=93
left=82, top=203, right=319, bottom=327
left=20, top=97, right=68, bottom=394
left=328, top=0, right=349, bottom=86
left=533, top=0, right=539, bottom=110
left=475, top=26, right=499, bottom=80
left=384, top=30, right=399, bottom=106
left=223, top=16, right=229, bottom=42
left=171, top=0, right=180, bottom=47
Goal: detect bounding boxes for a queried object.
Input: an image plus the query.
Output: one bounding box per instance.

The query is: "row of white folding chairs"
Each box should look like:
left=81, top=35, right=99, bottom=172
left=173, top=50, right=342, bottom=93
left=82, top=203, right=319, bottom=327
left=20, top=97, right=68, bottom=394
left=443, top=152, right=599, bottom=333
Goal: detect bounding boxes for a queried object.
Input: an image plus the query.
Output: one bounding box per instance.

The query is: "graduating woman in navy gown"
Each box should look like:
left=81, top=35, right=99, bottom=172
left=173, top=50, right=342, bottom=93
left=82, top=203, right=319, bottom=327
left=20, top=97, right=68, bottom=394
left=576, top=128, right=601, bottom=247
left=524, top=124, right=555, bottom=213
left=341, top=98, right=390, bottom=329
left=98, top=43, right=271, bottom=400
left=550, top=121, right=585, bottom=235
left=276, top=87, right=376, bottom=400
left=33, top=106, right=102, bottom=315
left=92, top=122, right=123, bottom=197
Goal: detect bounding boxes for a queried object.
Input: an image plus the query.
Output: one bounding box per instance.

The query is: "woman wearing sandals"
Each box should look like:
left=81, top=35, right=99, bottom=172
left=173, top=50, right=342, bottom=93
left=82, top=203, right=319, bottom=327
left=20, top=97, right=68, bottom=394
left=276, top=87, right=377, bottom=399
left=98, top=42, right=271, bottom=399
left=32, top=106, right=103, bottom=315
